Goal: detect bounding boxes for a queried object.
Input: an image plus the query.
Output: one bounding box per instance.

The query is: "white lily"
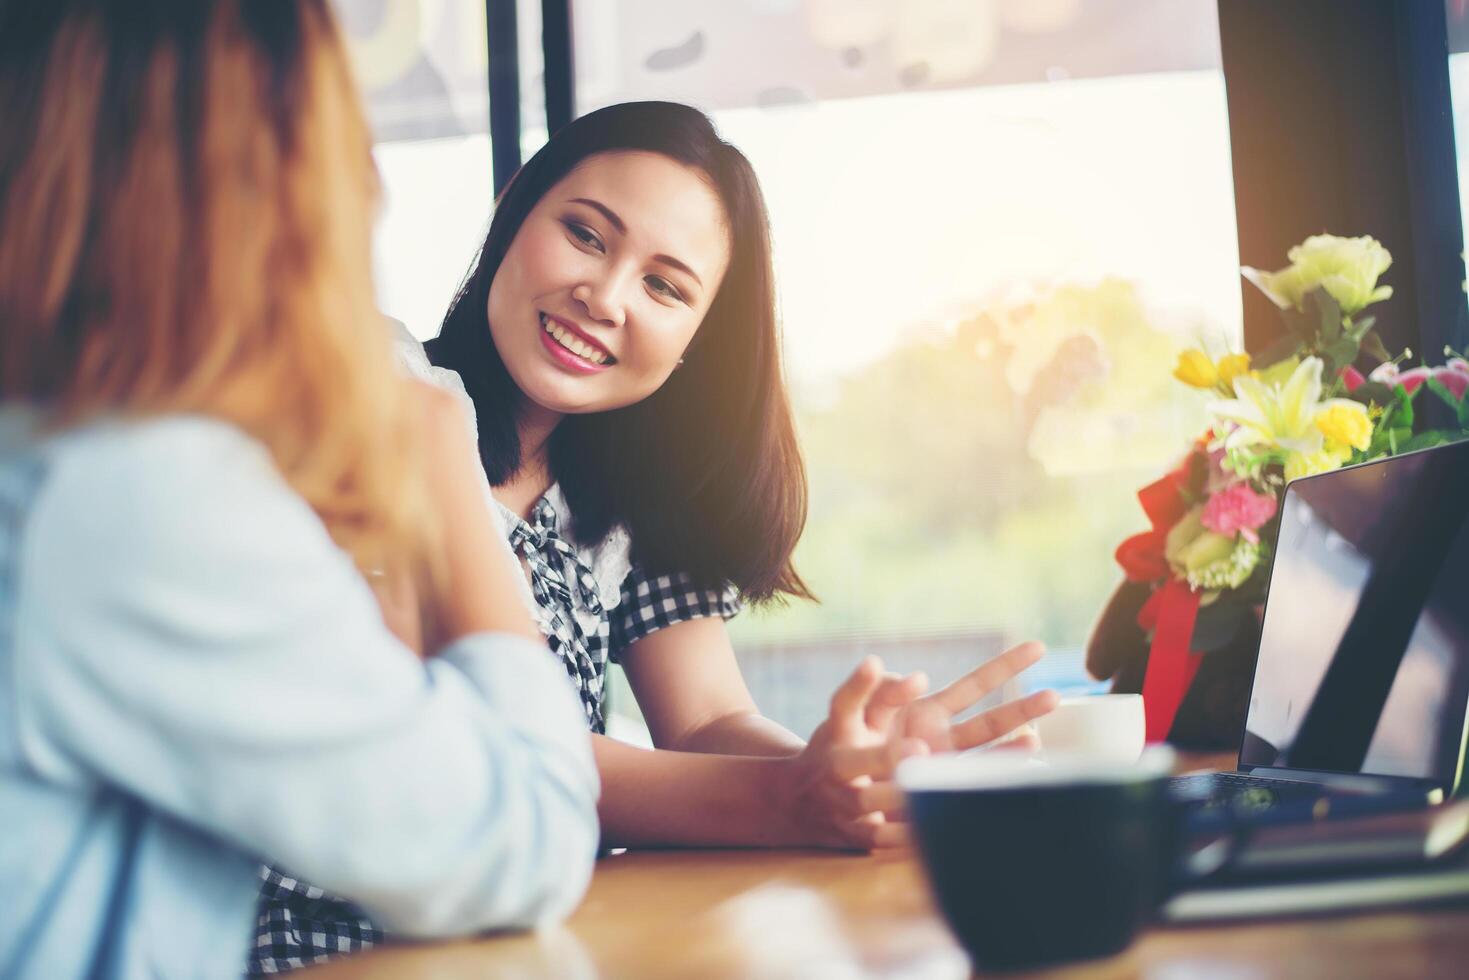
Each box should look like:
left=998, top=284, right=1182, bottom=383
left=1207, top=356, right=1328, bottom=453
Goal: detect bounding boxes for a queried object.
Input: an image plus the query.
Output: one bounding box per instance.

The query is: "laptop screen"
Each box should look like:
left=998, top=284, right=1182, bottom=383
left=1239, top=439, right=1469, bottom=787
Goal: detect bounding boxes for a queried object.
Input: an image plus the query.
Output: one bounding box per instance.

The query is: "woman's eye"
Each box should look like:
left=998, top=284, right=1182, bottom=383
left=647, top=276, right=684, bottom=302
left=565, top=222, right=604, bottom=252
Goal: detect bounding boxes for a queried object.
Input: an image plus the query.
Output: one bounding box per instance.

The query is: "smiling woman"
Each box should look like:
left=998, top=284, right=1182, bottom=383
left=249, top=100, right=1059, bottom=972
left=487, top=152, right=731, bottom=412
left=427, top=103, right=806, bottom=599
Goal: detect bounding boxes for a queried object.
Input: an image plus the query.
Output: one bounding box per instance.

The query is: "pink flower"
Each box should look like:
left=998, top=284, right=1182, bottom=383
left=1339, top=365, right=1366, bottom=392
left=1369, top=362, right=1400, bottom=384
left=1369, top=360, right=1469, bottom=399
left=1394, top=366, right=1433, bottom=394
left=1434, top=366, right=1469, bottom=401
left=1200, top=482, right=1278, bottom=544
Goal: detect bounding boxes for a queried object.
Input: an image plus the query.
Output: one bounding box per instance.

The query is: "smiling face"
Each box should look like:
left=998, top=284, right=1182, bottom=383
left=486, top=150, right=733, bottom=418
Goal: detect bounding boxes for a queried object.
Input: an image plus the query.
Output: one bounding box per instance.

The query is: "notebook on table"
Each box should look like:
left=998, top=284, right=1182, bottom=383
left=1164, top=801, right=1469, bottom=923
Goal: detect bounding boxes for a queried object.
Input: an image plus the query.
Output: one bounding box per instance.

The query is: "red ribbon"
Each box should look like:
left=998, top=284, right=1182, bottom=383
left=1115, top=529, right=1168, bottom=582
left=1141, top=579, right=1203, bottom=742
left=1116, top=440, right=1214, bottom=742
left=1137, top=467, right=1190, bottom=531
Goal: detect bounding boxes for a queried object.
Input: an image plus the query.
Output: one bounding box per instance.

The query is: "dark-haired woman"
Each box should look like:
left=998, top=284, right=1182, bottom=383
left=253, top=101, right=1057, bottom=971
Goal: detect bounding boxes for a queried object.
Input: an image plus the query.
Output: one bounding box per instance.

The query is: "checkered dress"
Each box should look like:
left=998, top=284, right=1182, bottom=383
left=247, top=493, right=740, bottom=973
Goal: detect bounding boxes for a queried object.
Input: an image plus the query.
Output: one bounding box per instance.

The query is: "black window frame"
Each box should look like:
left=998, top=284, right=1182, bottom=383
left=1220, top=0, right=1466, bottom=370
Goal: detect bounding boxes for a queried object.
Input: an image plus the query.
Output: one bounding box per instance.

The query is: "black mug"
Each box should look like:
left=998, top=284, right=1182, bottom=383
left=899, top=748, right=1222, bottom=973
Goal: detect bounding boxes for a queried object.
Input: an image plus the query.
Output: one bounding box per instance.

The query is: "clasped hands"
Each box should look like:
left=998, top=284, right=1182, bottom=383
left=772, top=641, right=1058, bottom=850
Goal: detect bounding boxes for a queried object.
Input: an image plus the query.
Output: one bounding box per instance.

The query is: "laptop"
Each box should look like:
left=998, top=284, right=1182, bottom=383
left=1170, top=437, right=1469, bottom=824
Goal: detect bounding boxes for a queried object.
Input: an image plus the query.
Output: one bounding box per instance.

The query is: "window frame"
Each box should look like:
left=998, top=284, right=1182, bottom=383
left=1220, top=0, right=1465, bottom=368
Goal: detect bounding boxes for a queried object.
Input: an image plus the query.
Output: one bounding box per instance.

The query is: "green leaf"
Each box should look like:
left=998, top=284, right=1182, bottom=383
left=1351, top=380, right=1396, bottom=406
left=1323, top=339, right=1360, bottom=376
left=1304, top=287, right=1344, bottom=343
left=1458, top=390, right=1469, bottom=430
left=1370, top=425, right=1413, bottom=457
left=1254, top=335, right=1302, bottom=370
left=1347, top=315, right=1377, bottom=341
left=1395, top=430, right=1453, bottom=454
left=1279, top=307, right=1316, bottom=343
left=1361, top=331, right=1392, bottom=364
left=1370, top=395, right=1400, bottom=437
left=1396, top=384, right=1418, bottom=429
left=1369, top=389, right=1417, bottom=455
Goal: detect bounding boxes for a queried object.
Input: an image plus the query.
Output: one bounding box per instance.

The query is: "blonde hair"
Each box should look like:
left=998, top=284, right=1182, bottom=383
left=0, top=0, right=431, bottom=573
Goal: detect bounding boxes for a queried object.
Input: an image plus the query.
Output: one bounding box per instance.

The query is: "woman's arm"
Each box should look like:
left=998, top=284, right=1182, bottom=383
left=622, top=615, right=1056, bottom=756
left=17, top=416, right=597, bottom=936
left=622, top=620, right=928, bottom=758
left=618, top=616, right=805, bottom=756
left=591, top=736, right=797, bottom=847
left=608, top=615, right=1058, bottom=849
left=619, top=616, right=930, bottom=759
left=594, top=656, right=928, bottom=850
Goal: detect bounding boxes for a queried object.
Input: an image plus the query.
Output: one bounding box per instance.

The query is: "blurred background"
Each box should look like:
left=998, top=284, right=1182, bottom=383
left=327, top=0, right=1469, bottom=739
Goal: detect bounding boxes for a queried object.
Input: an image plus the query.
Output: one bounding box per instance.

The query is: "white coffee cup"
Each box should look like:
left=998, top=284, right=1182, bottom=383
left=1032, top=693, right=1146, bottom=764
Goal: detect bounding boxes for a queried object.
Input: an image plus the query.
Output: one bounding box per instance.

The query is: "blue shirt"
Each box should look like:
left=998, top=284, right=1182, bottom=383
left=0, top=411, right=599, bottom=979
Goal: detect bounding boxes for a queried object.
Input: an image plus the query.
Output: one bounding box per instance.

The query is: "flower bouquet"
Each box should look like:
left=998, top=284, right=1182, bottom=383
left=1086, top=235, right=1469, bottom=748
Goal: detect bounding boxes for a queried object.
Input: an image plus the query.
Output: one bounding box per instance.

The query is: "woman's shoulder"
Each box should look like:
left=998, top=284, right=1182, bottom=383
left=26, top=415, right=319, bottom=576
left=40, top=414, right=270, bottom=487
left=391, top=319, right=479, bottom=441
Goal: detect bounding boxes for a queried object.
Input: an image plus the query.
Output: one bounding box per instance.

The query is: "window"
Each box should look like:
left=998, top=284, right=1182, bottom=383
left=333, top=0, right=496, bottom=339
left=558, top=0, right=1242, bottom=736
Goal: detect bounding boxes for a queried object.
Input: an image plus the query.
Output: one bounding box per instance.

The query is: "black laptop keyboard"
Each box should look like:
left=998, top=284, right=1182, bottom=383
left=1170, top=771, right=1329, bottom=813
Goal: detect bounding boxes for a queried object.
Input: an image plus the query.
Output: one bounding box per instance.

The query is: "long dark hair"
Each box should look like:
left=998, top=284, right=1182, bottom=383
left=425, top=101, right=810, bottom=603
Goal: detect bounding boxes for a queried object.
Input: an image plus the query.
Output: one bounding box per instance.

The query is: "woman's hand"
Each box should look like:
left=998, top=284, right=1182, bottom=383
left=406, top=381, right=540, bottom=647
left=897, top=641, right=1059, bottom=755
left=770, top=642, right=1058, bottom=851
left=767, top=655, right=932, bottom=850
left=368, top=562, right=425, bottom=656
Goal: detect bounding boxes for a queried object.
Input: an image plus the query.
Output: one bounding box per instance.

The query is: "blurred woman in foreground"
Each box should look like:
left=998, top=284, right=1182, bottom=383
left=0, top=2, right=598, bottom=976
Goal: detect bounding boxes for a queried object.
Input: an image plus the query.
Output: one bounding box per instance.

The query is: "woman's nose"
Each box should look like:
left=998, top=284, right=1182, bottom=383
left=572, top=278, right=627, bottom=328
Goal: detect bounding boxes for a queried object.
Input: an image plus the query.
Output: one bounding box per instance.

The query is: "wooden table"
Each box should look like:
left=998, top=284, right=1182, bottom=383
left=303, top=848, right=1469, bottom=979
left=304, top=754, right=1469, bottom=979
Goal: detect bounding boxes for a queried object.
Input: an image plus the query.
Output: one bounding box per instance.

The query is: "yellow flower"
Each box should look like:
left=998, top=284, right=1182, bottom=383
left=1216, top=353, right=1252, bottom=390
left=1284, top=443, right=1353, bottom=482
left=1314, top=401, right=1372, bottom=452
left=1208, top=356, right=1327, bottom=453
left=1242, top=234, right=1393, bottom=315
left=1174, top=349, right=1218, bottom=389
